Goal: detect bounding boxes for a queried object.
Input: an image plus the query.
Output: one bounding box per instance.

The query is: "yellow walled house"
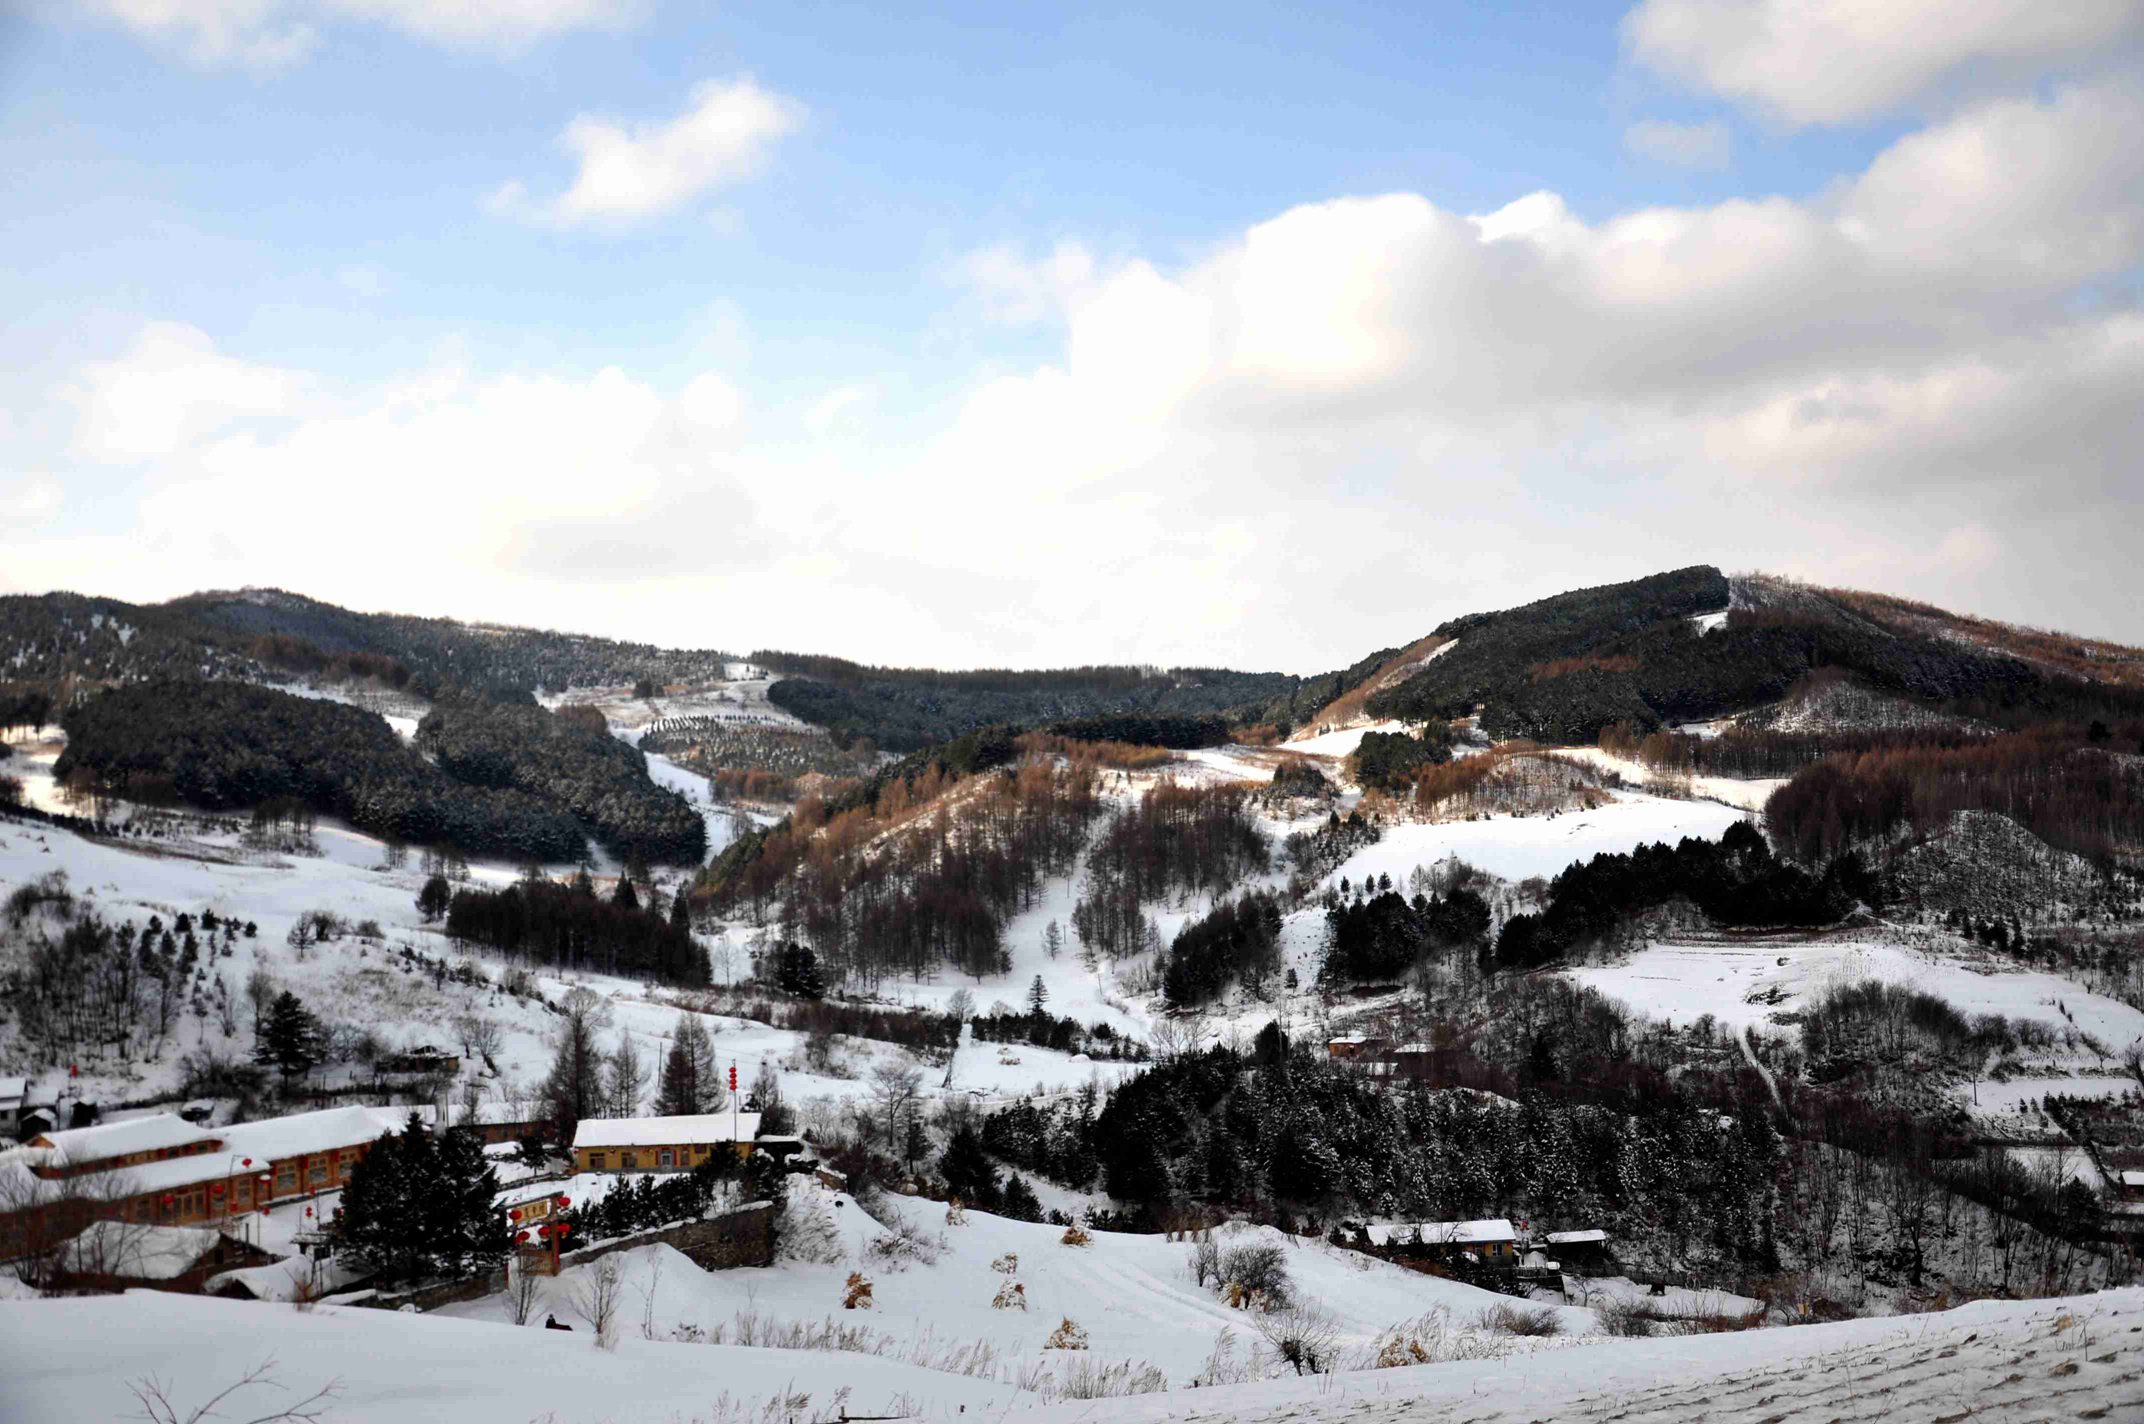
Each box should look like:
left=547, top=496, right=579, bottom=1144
left=571, top=1112, right=764, bottom=1174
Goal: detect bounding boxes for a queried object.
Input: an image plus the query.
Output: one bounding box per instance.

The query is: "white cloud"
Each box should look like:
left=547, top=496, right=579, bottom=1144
left=75, top=0, right=633, bottom=70
left=0, top=477, right=64, bottom=525
left=1624, top=117, right=1733, bottom=168
left=61, top=322, right=304, bottom=461
left=27, top=75, right=2144, bottom=663
left=955, top=240, right=1098, bottom=324
left=1624, top=0, right=2144, bottom=125
left=804, top=384, right=875, bottom=436
left=493, top=79, right=804, bottom=229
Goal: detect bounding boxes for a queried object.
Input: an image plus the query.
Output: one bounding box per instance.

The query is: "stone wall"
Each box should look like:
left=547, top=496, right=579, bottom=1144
left=559, top=1201, right=775, bottom=1273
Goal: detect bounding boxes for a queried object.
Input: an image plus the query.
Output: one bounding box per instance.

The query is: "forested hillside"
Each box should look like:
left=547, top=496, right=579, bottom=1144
left=1360, top=566, right=2144, bottom=744
left=755, top=653, right=1307, bottom=750
left=415, top=695, right=705, bottom=863
left=50, top=681, right=706, bottom=863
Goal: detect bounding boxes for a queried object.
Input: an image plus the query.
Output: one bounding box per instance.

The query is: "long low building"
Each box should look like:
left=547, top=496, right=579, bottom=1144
left=571, top=1112, right=764, bottom=1174
left=1, top=1103, right=542, bottom=1261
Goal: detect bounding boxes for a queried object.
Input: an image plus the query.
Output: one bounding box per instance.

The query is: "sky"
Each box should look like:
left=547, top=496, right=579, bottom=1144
left=1, top=0, right=2140, bottom=672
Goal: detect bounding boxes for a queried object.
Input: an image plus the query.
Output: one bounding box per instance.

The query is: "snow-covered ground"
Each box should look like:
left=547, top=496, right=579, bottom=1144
left=436, top=1179, right=1599, bottom=1388
left=1315, top=791, right=1751, bottom=888
left=1285, top=720, right=1408, bottom=759
left=1567, top=932, right=2144, bottom=1056
left=1010, top=1287, right=2144, bottom=1424
left=5, top=1255, right=2137, bottom=1423
left=1548, top=746, right=1786, bottom=814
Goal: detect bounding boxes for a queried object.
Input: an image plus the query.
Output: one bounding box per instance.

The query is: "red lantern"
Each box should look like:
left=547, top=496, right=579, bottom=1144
left=304, top=1207, right=313, bottom=1218
left=210, top=1182, right=225, bottom=1195
left=555, top=1195, right=569, bottom=1208
left=729, top=1064, right=737, bottom=1092
left=241, top=1158, right=252, bottom=1168
left=514, top=1230, right=528, bottom=1244
left=160, top=1194, right=175, bottom=1206
left=509, top=1209, right=522, bottom=1222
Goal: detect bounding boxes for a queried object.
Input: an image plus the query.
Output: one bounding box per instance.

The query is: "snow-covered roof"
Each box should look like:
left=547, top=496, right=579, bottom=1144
left=221, top=1105, right=414, bottom=1162
left=1546, top=1229, right=1609, bottom=1245
left=0, top=1075, right=26, bottom=1103
left=33, top=1113, right=217, bottom=1164
left=60, top=1223, right=229, bottom=1280
left=2122, top=1169, right=2144, bottom=1188
left=573, top=1113, right=763, bottom=1150
left=1363, top=1218, right=1516, bottom=1247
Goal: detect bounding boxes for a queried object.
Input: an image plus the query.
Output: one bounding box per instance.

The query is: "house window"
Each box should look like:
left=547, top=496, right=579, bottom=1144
left=621, top=1152, right=638, bottom=1170
left=588, top=1152, right=606, bottom=1170
left=275, top=1164, right=296, bottom=1191
left=658, top=1150, right=674, bottom=1169
left=309, top=1160, right=327, bottom=1184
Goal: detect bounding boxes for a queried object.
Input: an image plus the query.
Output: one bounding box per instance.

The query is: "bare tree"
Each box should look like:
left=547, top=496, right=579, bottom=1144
left=128, top=1358, right=339, bottom=1424
left=574, top=1255, right=623, bottom=1348
left=507, top=1253, right=544, bottom=1327
left=868, top=1060, right=925, bottom=1151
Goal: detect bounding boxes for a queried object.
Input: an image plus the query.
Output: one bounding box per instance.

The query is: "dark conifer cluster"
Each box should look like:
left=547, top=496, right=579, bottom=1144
left=442, top=873, right=709, bottom=986
left=1319, top=884, right=1491, bottom=985
left=56, top=680, right=588, bottom=861
left=1071, top=783, right=1269, bottom=959
left=1162, top=891, right=1284, bottom=1007
left=333, top=1115, right=513, bottom=1284
left=416, top=695, right=705, bottom=863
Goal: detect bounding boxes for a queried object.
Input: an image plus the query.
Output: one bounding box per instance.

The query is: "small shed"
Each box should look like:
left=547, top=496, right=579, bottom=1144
left=53, top=1223, right=277, bottom=1295
left=1544, top=1228, right=1614, bottom=1273
left=0, top=1076, right=27, bottom=1137
left=2118, top=1169, right=2144, bottom=1204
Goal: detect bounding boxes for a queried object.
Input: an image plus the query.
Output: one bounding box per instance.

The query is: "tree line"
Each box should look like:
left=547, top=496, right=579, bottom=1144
left=416, top=693, right=705, bottom=863
left=440, top=871, right=709, bottom=987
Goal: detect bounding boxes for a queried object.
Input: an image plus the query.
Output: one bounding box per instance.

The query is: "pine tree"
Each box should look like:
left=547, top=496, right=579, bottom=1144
left=612, top=876, right=640, bottom=911
left=416, top=874, right=452, bottom=923
left=655, top=1013, right=716, bottom=1116
left=335, top=1115, right=510, bottom=1284
left=604, top=1032, right=649, bottom=1118
left=940, top=1123, right=1000, bottom=1211
left=1000, top=1173, right=1043, bottom=1222
left=543, top=991, right=606, bottom=1139
left=1043, top=920, right=1063, bottom=960
left=1027, top=974, right=1049, bottom=1017
left=252, top=990, right=324, bottom=1081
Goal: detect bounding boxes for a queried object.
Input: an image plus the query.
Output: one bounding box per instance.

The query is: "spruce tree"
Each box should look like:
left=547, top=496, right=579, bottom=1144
left=940, top=1123, right=1000, bottom=1211
left=253, top=990, right=324, bottom=1081
left=1027, top=974, right=1049, bottom=1017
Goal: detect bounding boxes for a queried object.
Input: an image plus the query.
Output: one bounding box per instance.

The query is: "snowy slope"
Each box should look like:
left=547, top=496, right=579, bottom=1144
left=1316, top=791, right=1750, bottom=887
left=1567, top=932, right=2144, bottom=1053
left=1004, top=1286, right=2144, bottom=1424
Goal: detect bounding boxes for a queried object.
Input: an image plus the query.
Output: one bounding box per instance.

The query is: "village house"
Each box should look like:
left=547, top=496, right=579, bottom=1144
left=0, top=1076, right=26, bottom=1139
left=52, top=1221, right=278, bottom=1295
left=0, top=1102, right=533, bottom=1262
left=1326, top=1035, right=1386, bottom=1061
left=571, top=1112, right=764, bottom=1174
left=1542, top=1227, right=1615, bottom=1274
left=2119, top=1169, right=2144, bottom=1205
left=1351, top=1217, right=1519, bottom=1268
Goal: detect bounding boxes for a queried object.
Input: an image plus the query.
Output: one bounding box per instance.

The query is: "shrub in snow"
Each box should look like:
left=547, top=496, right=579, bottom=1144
left=842, top=1271, right=874, bottom=1310
left=863, top=1217, right=944, bottom=1270
left=1218, top=1243, right=1291, bottom=1309
left=1188, top=1237, right=1219, bottom=1287
left=1254, top=1300, right=1341, bottom=1375
left=1043, top=1316, right=1088, bottom=1350
left=991, top=1252, right=1019, bottom=1275
left=944, top=1198, right=968, bottom=1226
left=991, top=1279, right=1028, bottom=1311
left=1476, top=1302, right=1562, bottom=1338
left=1059, top=1224, right=1092, bottom=1248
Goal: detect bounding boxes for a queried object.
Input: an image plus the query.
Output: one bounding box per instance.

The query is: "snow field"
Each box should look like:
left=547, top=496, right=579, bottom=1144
left=1566, top=933, right=2144, bottom=1054
left=434, top=1178, right=1602, bottom=1391
left=1548, top=745, right=1786, bottom=813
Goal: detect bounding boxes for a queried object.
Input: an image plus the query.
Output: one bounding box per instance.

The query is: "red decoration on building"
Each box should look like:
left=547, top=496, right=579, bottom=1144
left=729, top=1064, right=738, bottom=1092
left=509, top=1209, right=522, bottom=1222
left=514, top=1230, right=528, bottom=1244
left=555, top=1195, right=569, bottom=1208
left=160, top=1194, right=174, bottom=1206
left=210, top=1182, right=225, bottom=1195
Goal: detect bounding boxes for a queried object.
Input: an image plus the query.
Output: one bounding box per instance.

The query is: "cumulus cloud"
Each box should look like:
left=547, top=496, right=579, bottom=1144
left=1624, top=0, right=2144, bottom=126
left=491, top=78, right=804, bottom=229
left=30, top=74, right=2144, bottom=662
left=75, top=0, right=634, bottom=70
left=1624, top=117, right=1733, bottom=168
left=61, top=322, right=305, bottom=461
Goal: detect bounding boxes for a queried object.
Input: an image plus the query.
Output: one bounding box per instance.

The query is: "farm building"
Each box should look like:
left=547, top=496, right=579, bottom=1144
left=571, top=1113, right=764, bottom=1173
left=1351, top=1218, right=1519, bottom=1267
left=51, top=1221, right=277, bottom=1294
left=1543, top=1228, right=1614, bottom=1272
left=0, top=1103, right=537, bottom=1262
left=0, top=1076, right=26, bottom=1138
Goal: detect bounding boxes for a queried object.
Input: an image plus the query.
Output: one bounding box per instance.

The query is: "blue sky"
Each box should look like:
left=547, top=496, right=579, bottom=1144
left=3, top=2, right=2141, bottom=669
